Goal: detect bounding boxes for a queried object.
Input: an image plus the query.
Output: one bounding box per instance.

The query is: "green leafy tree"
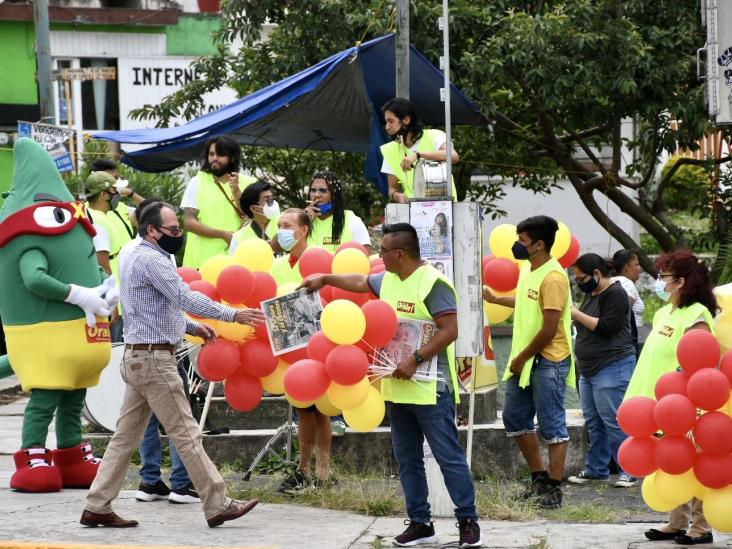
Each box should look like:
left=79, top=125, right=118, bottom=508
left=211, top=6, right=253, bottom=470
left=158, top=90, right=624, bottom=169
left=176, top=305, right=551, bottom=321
left=130, top=0, right=732, bottom=274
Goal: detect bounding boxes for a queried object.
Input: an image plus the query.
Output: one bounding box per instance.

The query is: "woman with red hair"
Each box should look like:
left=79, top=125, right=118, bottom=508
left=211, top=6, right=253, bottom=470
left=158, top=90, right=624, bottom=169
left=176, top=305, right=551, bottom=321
left=626, top=250, right=717, bottom=545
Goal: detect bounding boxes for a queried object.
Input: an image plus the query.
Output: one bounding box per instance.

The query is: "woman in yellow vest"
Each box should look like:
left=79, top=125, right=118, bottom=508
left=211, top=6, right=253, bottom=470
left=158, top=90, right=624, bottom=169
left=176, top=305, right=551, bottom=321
left=304, top=171, right=371, bottom=252
left=627, top=251, right=717, bottom=546
left=229, top=180, right=279, bottom=255
left=379, top=98, right=459, bottom=203
left=271, top=209, right=335, bottom=493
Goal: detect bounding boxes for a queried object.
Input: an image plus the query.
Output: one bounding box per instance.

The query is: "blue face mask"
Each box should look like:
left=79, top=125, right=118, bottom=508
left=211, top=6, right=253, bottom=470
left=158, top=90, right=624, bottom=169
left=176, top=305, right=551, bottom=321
left=654, top=277, right=671, bottom=302
left=318, top=202, right=333, bottom=215
left=277, top=228, right=297, bottom=251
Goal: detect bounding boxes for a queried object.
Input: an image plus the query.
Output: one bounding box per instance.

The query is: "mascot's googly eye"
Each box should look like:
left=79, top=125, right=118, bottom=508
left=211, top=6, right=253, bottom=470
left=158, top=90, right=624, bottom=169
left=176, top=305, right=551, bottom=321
left=32, top=206, right=72, bottom=228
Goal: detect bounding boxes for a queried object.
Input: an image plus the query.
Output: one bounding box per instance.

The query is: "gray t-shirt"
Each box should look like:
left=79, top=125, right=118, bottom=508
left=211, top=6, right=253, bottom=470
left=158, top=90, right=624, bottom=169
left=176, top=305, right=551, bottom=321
left=368, top=271, right=456, bottom=392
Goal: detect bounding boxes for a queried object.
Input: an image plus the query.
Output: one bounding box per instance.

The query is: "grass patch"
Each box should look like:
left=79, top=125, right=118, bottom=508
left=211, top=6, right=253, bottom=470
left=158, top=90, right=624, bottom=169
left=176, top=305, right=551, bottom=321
left=528, top=537, right=549, bottom=549
left=545, top=502, right=618, bottom=522
left=475, top=477, right=538, bottom=521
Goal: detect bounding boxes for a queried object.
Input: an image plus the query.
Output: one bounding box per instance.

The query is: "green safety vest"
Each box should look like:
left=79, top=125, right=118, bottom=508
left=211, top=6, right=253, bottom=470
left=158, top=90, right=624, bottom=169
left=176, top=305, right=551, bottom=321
left=380, top=128, right=458, bottom=200
left=307, top=211, right=356, bottom=252
left=379, top=264, right=460, bottom=405
left=232, top=219, right=277, bottom=251
left=182, top=171, right=255, bottom=269
left=625, top=302, right=715, bottom=400
left=506, top=258, right=575, bottom=388
left=88, top=205, right=121, bottom=275
left=270, top=253, right=304, bottom=286
left=108, top=202, right=135, bottom=241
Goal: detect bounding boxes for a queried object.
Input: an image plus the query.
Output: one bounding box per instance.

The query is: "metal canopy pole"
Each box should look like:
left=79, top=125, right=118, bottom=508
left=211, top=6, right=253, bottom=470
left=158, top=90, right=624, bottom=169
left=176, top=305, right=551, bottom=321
left=396, top=0, right=410, bottom=98
left=440, top=0, right=453, bottom=199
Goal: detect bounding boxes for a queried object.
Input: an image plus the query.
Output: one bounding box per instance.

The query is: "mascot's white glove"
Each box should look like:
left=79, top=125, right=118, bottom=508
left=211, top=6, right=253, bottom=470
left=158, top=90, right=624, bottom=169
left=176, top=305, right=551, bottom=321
left=64, top=278, right=114, bottom=327
left=101, top=276, right=120, bottom=308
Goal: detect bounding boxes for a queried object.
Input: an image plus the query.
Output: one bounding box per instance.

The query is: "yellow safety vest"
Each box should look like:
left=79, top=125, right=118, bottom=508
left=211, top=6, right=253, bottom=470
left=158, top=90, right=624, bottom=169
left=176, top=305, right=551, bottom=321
left=182, top=171, right=254, bottom=269
left=625, top=302, right=715, bottom=400
left=88, top=206, right=120, bottom=274
left=307, top=211, right=356, bottom=252
left=270, top=254, right=304, bottom=286
left=379, top=264, right=459, bottom=404
left=506, top=258, right=575, bottom=388
left=108, top=202, right=135, bottom=242
left=232, top=219, right=277, bottom=250
left=380, top=128, right=458, bottom=200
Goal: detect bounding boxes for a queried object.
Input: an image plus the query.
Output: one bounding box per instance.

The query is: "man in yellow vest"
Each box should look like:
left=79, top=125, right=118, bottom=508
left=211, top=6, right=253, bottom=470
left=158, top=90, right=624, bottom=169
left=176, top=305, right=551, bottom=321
left=300, top=223, right=481, bottom=548
left=380, top=98, right=459, bottom=203
left=181, top=136, right=255, bottom=268
left=482, top=215, right=574, bottom=510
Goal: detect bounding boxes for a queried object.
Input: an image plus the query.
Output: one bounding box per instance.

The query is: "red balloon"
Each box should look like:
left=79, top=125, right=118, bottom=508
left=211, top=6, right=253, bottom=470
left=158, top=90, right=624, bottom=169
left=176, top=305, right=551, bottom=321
left=654, top=371, right=689, bottom=400
left=188, top=279, right=220, bottom=301
left=305, top=273, right=333, bottom=303
left=482, top=255, right=495, bottom=271
left=240, top=339, right=278, bottom=378
left=558, top=235, right=580, bottom=268
left=197, top=338, right=240, bottom=382
left=216, top=265, right=254, bottom=305
left=370, top=262, right=386, bottom=275
left=687, top=368, right=731, bottom=411
left=654, top=394, right=697, bottom=436
left=721, top=349, right=732, bottom=386
left=325, top=344, right=369, bottom=385
left=483, top=258, right=520, bottom=292
left=617, top=396, right=658, bottom=438
left=336, top=241, right=369, bottom=256
left=677, top=330, right=721, bottom=375
left=281, top=346, right=309, bottom=365
left=654, top=436, right=697, bottom=474
left=307, top=331, right=338, bottom=363
left=694, top=452, right=732, bottom=489
left=298, top=247, right=333, bottom=278
left=694, top=411, right=732, bottom=454
left=283, top=359, right=330, bottom=402
left=244, top=272, right=277, bottom=308
left=254, top=321, right=270, bottom=344
left=617, top=436, right=658, bottom=477
left=224, top=371, right=262, bottom=412
left=332, top=286, right=370, bottom=306
left=177, top=266, right=201, bottom=283
left=360, top=300, right=398, bottom=348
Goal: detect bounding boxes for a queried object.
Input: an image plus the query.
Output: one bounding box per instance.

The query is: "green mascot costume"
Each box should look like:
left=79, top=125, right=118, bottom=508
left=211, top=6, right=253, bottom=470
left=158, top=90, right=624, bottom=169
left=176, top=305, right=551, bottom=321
left=0, top=138, right=117, bottom=492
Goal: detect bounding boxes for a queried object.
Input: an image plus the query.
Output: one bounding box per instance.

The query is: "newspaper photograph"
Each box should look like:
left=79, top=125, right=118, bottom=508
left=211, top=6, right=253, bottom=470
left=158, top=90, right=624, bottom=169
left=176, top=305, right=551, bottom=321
left=410, top=200, right=453, bottom=282
left=371, top=318, right=439, bottom=382
left=262, top=289, right=323, bottom=356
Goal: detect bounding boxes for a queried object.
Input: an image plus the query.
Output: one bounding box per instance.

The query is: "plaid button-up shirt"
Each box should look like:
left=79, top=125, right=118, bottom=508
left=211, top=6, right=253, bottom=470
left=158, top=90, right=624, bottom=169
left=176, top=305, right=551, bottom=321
left=120, top=240, right=236, bottom=345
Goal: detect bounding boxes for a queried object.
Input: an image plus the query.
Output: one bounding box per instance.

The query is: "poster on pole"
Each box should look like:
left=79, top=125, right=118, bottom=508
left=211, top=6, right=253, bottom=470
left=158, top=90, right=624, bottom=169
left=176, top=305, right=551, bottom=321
left=409, top=200, right=453, bottom=281
left=17, top=121, right=74, bottom=172
left=262, top=289, right=323, bottom=356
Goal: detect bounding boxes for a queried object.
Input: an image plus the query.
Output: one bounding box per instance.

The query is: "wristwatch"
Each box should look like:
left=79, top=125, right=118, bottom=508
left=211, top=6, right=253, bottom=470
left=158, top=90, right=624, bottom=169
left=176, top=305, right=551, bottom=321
left=415, top=151, right=421, bottom=161
left=413, top=350, right=425, bottom=364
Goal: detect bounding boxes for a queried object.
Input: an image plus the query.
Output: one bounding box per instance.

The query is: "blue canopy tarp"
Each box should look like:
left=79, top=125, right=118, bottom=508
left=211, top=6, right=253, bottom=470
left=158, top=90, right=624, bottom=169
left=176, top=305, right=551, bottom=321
left=94, top=34, right=484, bottom=193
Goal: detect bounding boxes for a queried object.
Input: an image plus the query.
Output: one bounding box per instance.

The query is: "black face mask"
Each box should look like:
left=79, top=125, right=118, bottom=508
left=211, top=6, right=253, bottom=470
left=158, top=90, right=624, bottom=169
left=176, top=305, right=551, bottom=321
left=107, top=192, right=121, bottom=210
left=511, top=241, right=531, bottom=260
left=156, top=232, right=184, bottom=255
left=577, top=276, right=599, bottom=294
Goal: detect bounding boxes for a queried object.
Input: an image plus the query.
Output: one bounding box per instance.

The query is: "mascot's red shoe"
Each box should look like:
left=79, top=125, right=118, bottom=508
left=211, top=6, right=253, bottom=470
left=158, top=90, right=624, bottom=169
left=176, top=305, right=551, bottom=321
left=10, top=448, right=63, bottom=493
left=52, top=442, right=101, bottom=488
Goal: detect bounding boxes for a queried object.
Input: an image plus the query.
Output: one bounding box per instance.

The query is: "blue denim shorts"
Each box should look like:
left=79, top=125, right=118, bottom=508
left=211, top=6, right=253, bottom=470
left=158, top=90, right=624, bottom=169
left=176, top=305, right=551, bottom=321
left=503, top=355, right=570, bottom=444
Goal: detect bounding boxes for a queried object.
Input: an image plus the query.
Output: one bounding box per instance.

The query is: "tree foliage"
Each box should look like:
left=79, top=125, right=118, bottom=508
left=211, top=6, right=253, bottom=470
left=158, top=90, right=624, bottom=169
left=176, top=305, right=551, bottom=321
left=131, top=0, right=732, bottom=273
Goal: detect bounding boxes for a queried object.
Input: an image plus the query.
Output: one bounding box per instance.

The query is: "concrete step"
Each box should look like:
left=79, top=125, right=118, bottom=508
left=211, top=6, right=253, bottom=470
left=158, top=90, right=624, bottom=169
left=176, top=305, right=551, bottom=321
left=87, top=410, right=587, bottom=478
left=196, top=389, right=498, bottom=431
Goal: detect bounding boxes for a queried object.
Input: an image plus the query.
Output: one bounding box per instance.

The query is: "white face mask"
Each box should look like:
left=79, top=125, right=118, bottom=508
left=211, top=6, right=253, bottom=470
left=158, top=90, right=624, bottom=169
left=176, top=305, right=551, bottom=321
left=262, top=199, right=280, bottom=220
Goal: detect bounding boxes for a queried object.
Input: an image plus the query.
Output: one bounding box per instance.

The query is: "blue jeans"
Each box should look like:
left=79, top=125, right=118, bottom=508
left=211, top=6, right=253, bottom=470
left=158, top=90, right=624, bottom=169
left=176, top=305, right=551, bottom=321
left=503, top=355, right=570, bottom=443
left=579, top=354, right=635, bottom=478
left=139, top=363, right=191, bottom=490
left=110, top=316, right=124, bottom=343
left=387, top=391, right=477, bottom=523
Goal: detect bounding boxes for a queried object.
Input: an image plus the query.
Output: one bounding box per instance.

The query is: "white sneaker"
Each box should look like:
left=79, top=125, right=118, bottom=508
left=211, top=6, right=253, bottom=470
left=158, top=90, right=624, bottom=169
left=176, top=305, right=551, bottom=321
left=614, top=473, right=637, bottom=488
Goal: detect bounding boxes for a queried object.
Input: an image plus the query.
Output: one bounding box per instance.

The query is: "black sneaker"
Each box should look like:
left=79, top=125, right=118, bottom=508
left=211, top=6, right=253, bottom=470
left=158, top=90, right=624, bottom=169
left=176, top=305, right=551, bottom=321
left=458, top=518, right=482, bottom=548
left=135, top=479, right=170, bottom=502
left=169, top=482, right=201, bottom=504
left=536, top=486, right=562, bottom=509
left=518, top=472, right=548, bottom=500
left=277, top=469, right=309, bottom=494
left=567, top=470, right=609, bottom=484
left=393, top=520, right=438, bottom=547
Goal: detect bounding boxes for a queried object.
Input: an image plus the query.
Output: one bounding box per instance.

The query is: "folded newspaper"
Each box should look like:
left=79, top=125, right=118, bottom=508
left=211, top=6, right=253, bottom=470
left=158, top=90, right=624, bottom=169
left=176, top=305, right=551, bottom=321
left=262, top=289, right=322, bottom=356
left=371, top=318, right=441, bottom=382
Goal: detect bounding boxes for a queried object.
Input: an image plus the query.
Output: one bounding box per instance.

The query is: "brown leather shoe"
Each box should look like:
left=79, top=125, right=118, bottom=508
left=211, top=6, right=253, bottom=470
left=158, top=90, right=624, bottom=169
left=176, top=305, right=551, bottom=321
left=207, top=499, right=259, bottom=528
left=80, top=510, right=139, bottom=528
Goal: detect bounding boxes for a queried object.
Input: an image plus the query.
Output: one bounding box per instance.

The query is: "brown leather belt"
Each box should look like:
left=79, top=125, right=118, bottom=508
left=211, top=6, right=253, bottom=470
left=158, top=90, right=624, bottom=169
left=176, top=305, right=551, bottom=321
left=125, top=343, right=176, bottom=353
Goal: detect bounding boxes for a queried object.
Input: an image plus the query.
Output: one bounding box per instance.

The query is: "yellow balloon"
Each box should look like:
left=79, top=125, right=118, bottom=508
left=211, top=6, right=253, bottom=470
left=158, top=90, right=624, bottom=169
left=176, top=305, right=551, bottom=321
left=488, top=224, right=517, bottom=260
left=184, top=333, right=205, bottom=346
left=713, top=284, right=732, bottom=352
left=327, top=377, right=370, bottom=410
left=695, top=483, right=709, bottom=502
left=315, top=392, right=342, bottom=416
left=320, top=299, right=366, bottom=345
left=184, top=314, right=217, bottom=345
left=332, top=248, right=370, bottom=275
left=277, top=282, right=300, bottom=297
left=286, top=394, right=315, bottom=409
left=483, top=299, right=513, bottom=324
left=233, top=237, right=274, bottom=273
left=654, top=469, right=699, bottom=506
left=641, top=473, right=677, bottom=512
left=199, top=254, right=236, bottom=285
left=703, top=486, right=732, bottom=532
left=215, top=306, right=255, bottom=343
left=261, top=360, right=288, bottom=395
left=550, top=222, right=571, bottom=258
left=343, top=386, right=385, bottom=432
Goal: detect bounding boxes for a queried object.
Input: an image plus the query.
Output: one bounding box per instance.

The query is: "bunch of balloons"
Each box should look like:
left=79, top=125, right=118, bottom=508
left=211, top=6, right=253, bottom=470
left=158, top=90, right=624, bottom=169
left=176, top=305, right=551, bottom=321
left=616, top=330, right=732, bottom=532
left=482, top=221, right=580, bottom=323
